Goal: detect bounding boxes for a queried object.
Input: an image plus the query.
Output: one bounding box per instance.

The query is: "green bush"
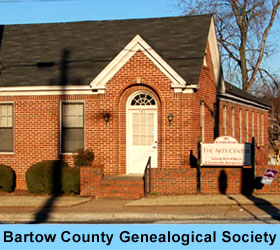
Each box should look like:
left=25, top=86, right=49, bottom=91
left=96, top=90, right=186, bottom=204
left=74, top=149, right=94, bottom=167
left=0, top=164, right=15, bottom=192
left=61, top=166, right=80, bottom=194
left=26, top=160, right=80, bottom=194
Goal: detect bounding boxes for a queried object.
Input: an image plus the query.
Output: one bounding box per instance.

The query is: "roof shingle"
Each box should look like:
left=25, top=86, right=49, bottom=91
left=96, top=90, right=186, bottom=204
left=0, top=15, right=212, bottom=87
left=223, top=82, right=271, bottom=108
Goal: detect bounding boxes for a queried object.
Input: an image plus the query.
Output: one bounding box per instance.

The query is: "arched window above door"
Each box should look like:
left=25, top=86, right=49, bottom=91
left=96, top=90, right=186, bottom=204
left=130, top=93, right=156, bottom=106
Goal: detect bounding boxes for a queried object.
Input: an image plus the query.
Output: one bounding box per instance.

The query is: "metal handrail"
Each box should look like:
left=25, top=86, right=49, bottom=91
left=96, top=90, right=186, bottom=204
left=144, top=156, right=151, bottom=197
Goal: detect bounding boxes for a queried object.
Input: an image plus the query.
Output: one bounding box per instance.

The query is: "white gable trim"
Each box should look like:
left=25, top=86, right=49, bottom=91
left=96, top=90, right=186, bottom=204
left=208, top=17, right=224, bottom=90
left=90, top=34, right=187, bottom=93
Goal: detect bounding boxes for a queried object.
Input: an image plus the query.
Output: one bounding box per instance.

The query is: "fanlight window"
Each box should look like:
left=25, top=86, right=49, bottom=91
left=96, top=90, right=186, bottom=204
left=130, top=93, right=156, bottom=106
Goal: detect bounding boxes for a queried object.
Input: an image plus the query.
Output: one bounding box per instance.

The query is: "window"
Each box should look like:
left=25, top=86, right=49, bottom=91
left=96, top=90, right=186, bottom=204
left=223, top=105, right=227, bottom=135
left=61, top=103, right=84, bottom=153
left=200, top=101, right=204, bottom=142
left=130, top=93, right=156, bottom=106
left=246, top=110, right=249, bottom=142
left=0, top=104, right=13, bottom=152
left=129, top=92, right=157, bottom=147
left=132, top=112, right=154, bottom=146
left=214, top=103, right=218, bottom=138
left=231, top=107, right=235, bottom=137
left=203, top=49, right=208, bottom=67
left=239, top=109, right=242, bottom=142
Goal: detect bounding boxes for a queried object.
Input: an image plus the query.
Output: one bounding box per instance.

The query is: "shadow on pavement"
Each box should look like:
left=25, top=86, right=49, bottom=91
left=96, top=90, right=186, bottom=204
left=29, top=196, right=58, bottom=224
left=243, top=195, right=280, bottom=222
left=219, top=168, right=280, bottom=223
left=226, top=195, right=272, bottom=224
left=241, top=167, right=280, bottom=222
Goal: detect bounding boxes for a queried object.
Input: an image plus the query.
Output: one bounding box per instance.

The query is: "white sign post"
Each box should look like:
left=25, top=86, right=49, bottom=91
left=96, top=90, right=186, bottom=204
left=201, top=136, right=251, bottom=166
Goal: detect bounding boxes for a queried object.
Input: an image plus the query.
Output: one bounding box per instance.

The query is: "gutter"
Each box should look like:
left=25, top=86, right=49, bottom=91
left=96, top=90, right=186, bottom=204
left=218, top=92, right=271, bottom=111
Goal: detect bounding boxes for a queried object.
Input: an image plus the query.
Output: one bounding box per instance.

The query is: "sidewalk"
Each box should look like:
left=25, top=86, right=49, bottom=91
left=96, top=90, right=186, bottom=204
left=0, top=194, right=279, bottom=223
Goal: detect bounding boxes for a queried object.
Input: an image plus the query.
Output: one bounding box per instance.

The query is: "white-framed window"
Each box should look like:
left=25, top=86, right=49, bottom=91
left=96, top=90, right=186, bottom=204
left=223, top=105, right=227, bottom=135
left=203, top=49, right=207, bottom=67
left=130, top=93, right=156, bottom=106
left=239, top=109, right=242, bottom=142
left=61, top=102, right=84, bottom=153
left=129, top=92, right=157, bottom=146
left=0, top=103, right=13, bottom=152
left=214, top=103, right=218, bottom=138
left=200, top=101, right=204, bottom=142
left=231, top=107, right=235, bottom=137
left=262, top=113, right=264, bottom=146
left=246, top=110, right=249, bottom=142
left=252, top=111, right=255, bottom=138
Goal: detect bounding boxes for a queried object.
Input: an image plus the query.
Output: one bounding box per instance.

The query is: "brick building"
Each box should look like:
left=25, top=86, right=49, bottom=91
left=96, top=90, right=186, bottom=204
left=0, top=15, right=276, bottom=198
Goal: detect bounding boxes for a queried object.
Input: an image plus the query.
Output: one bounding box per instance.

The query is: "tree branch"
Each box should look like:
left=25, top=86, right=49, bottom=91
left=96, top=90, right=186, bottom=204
left=259, top=68, right=279, bottom=89
left=217, top=28, right=240, bottom=63
left=245, top=0, right=280, bottom=91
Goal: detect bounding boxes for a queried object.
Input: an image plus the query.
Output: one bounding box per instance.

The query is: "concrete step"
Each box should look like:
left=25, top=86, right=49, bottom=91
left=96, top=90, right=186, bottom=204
left=99, top=175, right=144, bottom=199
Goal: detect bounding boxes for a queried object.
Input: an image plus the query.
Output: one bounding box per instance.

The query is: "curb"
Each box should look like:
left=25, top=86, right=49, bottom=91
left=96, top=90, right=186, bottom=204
left=0, top=212, right=278, bottom=223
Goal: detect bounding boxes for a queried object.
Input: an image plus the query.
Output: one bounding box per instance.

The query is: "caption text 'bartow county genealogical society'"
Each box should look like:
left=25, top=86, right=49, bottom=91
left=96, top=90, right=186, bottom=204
left=1, top=230, right=278, bottom=246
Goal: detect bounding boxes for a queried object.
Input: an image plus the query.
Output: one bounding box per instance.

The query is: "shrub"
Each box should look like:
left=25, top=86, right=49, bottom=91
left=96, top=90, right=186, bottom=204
left=61, top=166, right=80, bottom=194
left=26, top=160, right=80, bottom=194
left=74, top=149, right=94, bottom=167
left=0, top=164, right=15, bottom=192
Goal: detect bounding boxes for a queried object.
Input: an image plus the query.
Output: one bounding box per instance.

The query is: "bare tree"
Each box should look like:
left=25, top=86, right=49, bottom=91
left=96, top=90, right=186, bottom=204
left=253, top=75, right=280, bottom=157
left=177, top=0, right=280, bottom=92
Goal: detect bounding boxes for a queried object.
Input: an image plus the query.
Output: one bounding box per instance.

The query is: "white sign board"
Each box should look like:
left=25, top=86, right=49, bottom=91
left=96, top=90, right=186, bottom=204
left=201, top=136, right=251, bottom=166
left=261, top=168, right=278, bottom=185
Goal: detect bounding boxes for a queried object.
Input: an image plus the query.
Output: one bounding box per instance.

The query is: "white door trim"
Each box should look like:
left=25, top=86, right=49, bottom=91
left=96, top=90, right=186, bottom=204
left=126, top=91, right=158, bottom=174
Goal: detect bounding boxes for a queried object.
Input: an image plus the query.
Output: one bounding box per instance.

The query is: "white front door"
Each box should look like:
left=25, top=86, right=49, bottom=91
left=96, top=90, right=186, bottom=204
left=127, top=92, right=157, bottom=174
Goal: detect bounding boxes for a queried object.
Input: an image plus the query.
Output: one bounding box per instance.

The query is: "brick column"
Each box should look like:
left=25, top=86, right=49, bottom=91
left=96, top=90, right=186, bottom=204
left=80, top=165, right=103, bottom=196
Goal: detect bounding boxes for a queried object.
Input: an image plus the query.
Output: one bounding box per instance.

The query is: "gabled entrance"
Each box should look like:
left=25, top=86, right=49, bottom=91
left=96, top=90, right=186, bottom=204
left=126, top=91, right=158, bottom=174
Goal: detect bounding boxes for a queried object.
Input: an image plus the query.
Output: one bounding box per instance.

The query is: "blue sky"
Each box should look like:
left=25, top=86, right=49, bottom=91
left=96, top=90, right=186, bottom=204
left=0, top=0, right=278, bottom=78
left=0, top=0, right=179, bottom=24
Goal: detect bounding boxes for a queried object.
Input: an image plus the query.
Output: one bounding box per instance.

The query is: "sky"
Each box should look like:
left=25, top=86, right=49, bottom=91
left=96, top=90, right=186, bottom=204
left=0, top=0, right=179, bottom=24
left=0, top=0, right=278, bottom=80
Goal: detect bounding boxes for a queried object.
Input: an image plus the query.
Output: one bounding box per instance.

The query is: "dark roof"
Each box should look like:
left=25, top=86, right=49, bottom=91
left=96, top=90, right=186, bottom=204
left=0, top=15, right=212, bottom=87
left=223, top=82, right=271, bottom=108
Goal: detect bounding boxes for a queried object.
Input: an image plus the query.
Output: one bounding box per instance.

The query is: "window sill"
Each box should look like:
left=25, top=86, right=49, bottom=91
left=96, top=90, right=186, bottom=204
left=0, top=152, right=14, bottom=155
left=60, top=153, right=78, bottom=156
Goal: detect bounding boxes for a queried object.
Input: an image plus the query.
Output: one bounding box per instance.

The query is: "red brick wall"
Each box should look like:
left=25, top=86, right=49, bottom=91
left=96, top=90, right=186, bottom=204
left=80, top=165, right=103, bottom=196
left=0, top=42, right=275, bottom=195
left=0, top=95, right=98, bottom=189
left=217, top=100, right=272, bottom=193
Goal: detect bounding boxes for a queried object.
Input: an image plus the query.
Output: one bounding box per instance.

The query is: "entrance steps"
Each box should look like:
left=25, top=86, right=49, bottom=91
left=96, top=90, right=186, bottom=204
left=98, top=175, right=144, bottom=199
